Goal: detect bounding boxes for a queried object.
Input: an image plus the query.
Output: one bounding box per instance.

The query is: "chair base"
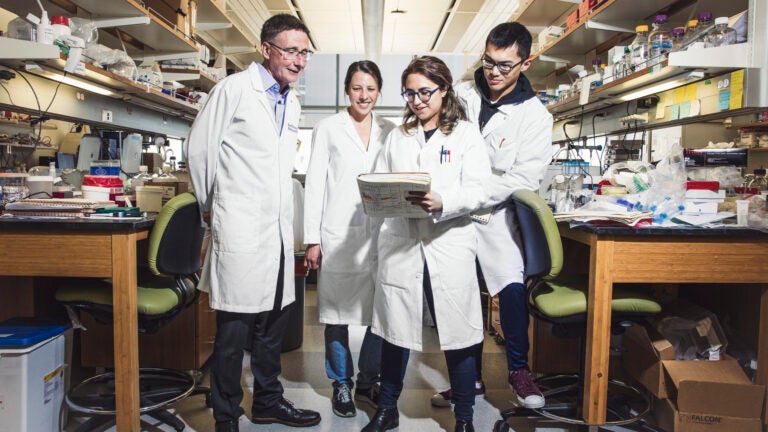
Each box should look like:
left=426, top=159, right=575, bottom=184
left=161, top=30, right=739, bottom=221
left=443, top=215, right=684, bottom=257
left=66, top=368, right=210, bottom=431
left=492, top=375, right=664, bottom=432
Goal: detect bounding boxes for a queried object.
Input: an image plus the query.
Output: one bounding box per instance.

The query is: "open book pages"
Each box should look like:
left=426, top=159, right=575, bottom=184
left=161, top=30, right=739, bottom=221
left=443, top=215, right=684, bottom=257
left=554, top=210, right=653, bottom=227
left=357, top=172, right=431, bottom=218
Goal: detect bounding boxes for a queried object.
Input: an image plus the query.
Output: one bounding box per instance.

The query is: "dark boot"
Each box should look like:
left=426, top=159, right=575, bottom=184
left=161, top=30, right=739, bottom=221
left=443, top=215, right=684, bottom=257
left=361, top=407, right=399, bottom=432
left=455, top=419, right=474, bottom=432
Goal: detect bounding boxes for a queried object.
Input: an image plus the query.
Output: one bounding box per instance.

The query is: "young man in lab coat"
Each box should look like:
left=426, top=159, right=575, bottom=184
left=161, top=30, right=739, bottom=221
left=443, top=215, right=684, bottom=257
left=431, top=21, right=553, bottom=410
left=186, top=14, right=321, bottom=432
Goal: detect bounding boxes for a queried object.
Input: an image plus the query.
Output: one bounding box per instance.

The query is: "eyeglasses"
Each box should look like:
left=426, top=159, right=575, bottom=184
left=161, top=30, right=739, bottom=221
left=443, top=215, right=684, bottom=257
left=481, top=55, right=525, bottom=75
left=401, top=86, right=443, bottom=103
left=266, top=41, right=314, bottom=61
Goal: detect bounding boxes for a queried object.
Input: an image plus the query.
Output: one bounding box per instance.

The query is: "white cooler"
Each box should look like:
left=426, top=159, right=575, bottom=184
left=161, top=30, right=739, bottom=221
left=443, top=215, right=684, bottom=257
left=0, top=323, right=68, bottom=432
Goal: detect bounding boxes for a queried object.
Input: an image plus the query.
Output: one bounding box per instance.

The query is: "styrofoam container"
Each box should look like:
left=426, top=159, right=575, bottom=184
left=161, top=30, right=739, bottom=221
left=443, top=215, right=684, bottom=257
left=136, top=185, right=164, bottom=212
left=81, top=185, right=121, bottom=202
left=0, top=326, right=67, bottom=432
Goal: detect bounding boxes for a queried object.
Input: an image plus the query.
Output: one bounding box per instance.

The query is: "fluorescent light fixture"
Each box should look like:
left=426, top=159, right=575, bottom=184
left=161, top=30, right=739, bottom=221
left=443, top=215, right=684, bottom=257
left=25, top=63, right=117, bottom=97
left=45, top=72, right=117, bottom=96
left=618, top=78, right=690, bottom=102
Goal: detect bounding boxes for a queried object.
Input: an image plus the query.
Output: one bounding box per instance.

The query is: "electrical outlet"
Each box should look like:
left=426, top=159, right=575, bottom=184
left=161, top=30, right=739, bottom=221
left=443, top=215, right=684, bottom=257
left=101, top=109, right=113, bottom=123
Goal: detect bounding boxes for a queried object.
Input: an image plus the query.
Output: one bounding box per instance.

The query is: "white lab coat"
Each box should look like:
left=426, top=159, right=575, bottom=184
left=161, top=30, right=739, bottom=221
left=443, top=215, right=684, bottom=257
left=456, top=80, right=553, bottom=296
left=186, top=62, right=298, bottom=313
left=303, top=111, right=395, bottom=325
left=371, top=121, right=491, bottom=351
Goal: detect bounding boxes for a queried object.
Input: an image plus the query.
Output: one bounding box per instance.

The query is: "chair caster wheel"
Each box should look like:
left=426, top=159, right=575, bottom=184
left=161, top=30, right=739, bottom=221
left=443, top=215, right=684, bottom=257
left=493, top=419, right=510, bottom=432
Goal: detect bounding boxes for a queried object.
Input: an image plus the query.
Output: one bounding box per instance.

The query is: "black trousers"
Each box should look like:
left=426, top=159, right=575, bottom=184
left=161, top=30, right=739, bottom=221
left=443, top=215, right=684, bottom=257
left=210, top=247, right=290, bottom=423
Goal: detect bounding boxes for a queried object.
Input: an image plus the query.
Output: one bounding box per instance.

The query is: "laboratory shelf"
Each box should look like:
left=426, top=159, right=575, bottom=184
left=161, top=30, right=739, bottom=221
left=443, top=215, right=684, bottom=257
left=0, top=0, right=198, bottom=58
left=513, top=0, right=577, bottom=27
left=195, top=0, right=256, bottom=56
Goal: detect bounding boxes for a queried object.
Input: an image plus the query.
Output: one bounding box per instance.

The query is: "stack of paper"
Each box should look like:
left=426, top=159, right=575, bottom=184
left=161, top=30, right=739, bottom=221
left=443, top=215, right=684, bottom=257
left=554, top=210, right=653, bottom=227
left=683, top=189, right=725, bottom=215
left=4, top=198, right=117, bottom=218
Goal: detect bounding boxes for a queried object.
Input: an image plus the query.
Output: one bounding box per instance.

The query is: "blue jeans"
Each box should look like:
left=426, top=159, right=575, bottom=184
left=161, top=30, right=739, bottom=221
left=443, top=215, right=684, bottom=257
left=325, top=325, right=382, bottom=389
left=498, top=282, right=529, bottom=371
left=378, top=263, right=477, bottom=421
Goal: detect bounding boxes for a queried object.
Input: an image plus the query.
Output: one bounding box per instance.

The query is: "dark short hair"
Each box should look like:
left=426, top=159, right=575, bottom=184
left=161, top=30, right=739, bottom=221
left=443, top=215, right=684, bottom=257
left=344, top=61, right=384, bottom=93
left=487, top=22, right=533, bottom=61
left=260, top=14, right=310, bottom=43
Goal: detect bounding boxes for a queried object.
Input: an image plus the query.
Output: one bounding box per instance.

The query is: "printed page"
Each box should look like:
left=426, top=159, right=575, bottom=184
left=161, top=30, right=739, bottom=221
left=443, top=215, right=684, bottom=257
left=358, top=173, right=431, bottom=218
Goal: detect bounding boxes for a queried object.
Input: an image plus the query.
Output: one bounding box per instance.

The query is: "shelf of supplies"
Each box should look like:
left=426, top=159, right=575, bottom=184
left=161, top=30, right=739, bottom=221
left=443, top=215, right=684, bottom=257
left=525, top=0, right=751, bottom=81
left=0, top=0, right=198, bottom=59
left=545, top=59, right=740, bottom=118
left=195, top=0, right=256, bottom=56
left=513, top=0, right=578, bottom=27
left=0, top=54, right=200, bottom=116
left=160, top=68, right=219, bottom=92
left=1, top=142, right=54, bottom=152
left=0, top=118, right=58, bottom=130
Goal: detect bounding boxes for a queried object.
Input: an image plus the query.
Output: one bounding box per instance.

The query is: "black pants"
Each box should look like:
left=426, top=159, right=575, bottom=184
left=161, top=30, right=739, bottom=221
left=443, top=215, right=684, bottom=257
left=210, top=247, right=289, bottom=423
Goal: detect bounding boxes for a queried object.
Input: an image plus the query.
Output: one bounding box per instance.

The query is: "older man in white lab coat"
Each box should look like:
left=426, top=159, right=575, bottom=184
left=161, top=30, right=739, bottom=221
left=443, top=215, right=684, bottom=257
left=186, top=14, right=320, bottom=432
left=429, top=22, right=553, bottom=411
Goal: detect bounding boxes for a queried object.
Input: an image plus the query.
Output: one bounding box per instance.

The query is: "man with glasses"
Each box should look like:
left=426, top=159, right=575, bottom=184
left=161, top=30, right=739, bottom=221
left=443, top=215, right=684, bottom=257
left=187, top=13, right=319, bottom=432
left=431, top=21, right=553, bottom=411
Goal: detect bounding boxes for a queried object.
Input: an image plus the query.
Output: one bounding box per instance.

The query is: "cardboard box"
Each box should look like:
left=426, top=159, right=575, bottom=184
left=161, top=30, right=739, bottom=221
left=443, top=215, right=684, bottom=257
left=684, top=148, right=748, bottom=167
left=654, top=357, right=765, bottom=432
left=565, top=9, right=579, bottom=30
left=622, top=322, right=675, bottom=398
left=579, top=0, right=597, bottom=18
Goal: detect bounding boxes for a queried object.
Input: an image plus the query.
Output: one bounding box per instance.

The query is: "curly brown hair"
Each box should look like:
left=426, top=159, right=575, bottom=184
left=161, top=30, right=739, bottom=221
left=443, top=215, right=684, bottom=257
left=400, top=56, right=467, bottom=135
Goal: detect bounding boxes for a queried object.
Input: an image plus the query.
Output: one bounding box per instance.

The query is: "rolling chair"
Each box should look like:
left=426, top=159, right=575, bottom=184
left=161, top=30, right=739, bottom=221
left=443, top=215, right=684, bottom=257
left=493, top=190, right=663, bottom=432
left=56, top=192, right=210, bottom=432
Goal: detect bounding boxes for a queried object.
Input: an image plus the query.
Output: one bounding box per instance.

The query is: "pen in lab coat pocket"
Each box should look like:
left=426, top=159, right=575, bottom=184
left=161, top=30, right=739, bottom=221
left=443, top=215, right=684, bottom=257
left=499, top=138, right=506, bottom=149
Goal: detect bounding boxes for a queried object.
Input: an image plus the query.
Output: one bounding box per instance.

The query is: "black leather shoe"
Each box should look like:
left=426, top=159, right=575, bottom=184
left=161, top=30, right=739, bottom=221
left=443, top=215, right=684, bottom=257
left=214, top=419, right=239, bottom=432
left=251, top=398, right=321, bottom=427
left=454, top=419, right=474, bottom=432
left=361, top=407, right=399, bottom=432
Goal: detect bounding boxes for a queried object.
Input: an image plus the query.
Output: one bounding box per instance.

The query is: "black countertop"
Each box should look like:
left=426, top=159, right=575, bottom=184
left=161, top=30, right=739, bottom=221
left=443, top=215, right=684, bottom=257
left=563, top=222, right=768, bottom=237
left=0, top=215, right=156, bottom=231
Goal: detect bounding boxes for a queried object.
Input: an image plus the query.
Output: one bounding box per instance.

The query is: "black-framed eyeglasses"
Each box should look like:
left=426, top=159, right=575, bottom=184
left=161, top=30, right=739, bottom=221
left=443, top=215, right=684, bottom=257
left=481, top=55, right=525, bottom=75
left=266, top=41, right=314, bottom=61
left=401, top=86, right=443, bottom=103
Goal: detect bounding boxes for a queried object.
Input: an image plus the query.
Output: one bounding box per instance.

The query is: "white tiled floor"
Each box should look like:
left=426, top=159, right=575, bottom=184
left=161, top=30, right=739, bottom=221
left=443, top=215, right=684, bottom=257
left=65, top=287, right=647, bottom=431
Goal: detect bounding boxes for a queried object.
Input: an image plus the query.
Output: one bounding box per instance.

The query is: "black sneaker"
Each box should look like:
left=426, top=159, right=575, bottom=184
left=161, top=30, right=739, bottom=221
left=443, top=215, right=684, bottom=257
left=332, top=383, right=356, bottom=417
left=354, top=384, right=380, bottom=408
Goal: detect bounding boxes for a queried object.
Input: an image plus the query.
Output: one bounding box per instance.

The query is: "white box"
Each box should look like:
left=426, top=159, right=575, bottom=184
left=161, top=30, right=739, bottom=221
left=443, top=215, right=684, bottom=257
left=0, top=334, right=66, bottom=432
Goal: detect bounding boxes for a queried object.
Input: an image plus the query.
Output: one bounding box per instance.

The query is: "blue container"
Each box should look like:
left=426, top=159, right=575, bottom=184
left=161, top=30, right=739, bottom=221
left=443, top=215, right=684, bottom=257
left=90, top=160, right=121, bottom=176
left=0, top=318, right=68, bottom=348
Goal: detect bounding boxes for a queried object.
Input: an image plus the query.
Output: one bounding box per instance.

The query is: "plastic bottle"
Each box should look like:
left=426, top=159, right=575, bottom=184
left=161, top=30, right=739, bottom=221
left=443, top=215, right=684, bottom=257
left=647, top=14, right=672, bottom=66
left=707, top=17, right=736, bottom=48
left=630, top=25, right=649, bottom=73
left=50, top=15, right=70, bottom=42
left=36, top=10, right=54, bottom=45
left=670, top=27, right=685, bottom=51
left=590, top=58, right=602, bottom=89
left=48, top=161, right=57, bottom=180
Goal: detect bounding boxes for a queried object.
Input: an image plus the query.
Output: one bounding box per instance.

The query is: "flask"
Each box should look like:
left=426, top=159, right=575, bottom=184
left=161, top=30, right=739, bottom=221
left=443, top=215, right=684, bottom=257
left=707, top=17, right=736, bottom=48
left=630, top=25, right=649, bottom=73
left=647, top=15, right=672, bottom=66
left=670, top=27, right=685, bottom=51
